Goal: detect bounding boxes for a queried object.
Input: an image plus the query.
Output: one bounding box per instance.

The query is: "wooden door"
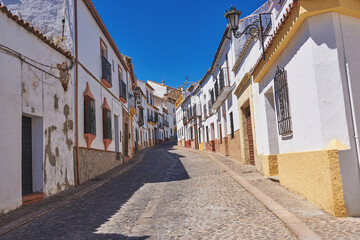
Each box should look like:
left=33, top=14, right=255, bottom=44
left=245, top=108, right=255, bottom=165
left=22, top=116, right=33, bottom=195
left=124, top=122, right=129, bottom=157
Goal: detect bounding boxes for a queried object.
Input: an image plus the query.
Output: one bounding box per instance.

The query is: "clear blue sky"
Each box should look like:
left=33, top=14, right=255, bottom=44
left=92, top=0, right=267, bottom=88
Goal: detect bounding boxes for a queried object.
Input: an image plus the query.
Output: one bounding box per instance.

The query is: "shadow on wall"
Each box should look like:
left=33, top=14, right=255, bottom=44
left=2, top=141, right=189, bottom=239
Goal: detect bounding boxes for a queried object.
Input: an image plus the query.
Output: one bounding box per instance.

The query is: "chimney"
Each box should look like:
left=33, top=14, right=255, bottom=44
left=162, top=80, right=164, bottom=85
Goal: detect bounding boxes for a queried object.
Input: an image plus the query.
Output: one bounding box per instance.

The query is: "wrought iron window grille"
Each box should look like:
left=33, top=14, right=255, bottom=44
left=274, top=66, right=292, bottom=135
left=101, top=56, right=112, bottom=85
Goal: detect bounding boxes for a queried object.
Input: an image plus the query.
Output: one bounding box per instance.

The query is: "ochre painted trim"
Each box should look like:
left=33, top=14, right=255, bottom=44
left=119, top=97, right=127, bottom=103
left=102, top=97, right=111, bottom=111
left=234, top=73, right=251, bottom=97
left=103, top=139, right=112, bottom=151
left=253, top=0, right=360, bottom=83
left=84, top=133, right=96, bottom=148
left=147, top=102, right=159, bottom=111
left=83, top=82, right=95, bottom=100
left=101, top=79, right=112, bottom=88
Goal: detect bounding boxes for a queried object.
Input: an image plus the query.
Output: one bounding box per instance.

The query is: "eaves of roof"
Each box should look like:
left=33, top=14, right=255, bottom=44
left=83, top=0, right=130, bottom=72
left=0, top=5, right=73, bottom=59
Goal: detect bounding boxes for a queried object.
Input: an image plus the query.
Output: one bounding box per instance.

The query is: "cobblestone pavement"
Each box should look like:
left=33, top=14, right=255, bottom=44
left=204, top=151, right=360, bottom=240
left=1, top=142, right=295, bottom=239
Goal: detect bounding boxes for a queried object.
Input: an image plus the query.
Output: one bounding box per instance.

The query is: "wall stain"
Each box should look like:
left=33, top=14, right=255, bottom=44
left=55, top=147, right=59, bottom=157
left=63, top=104, right=74, bottom=150
left=45, top=126, right=57, bottom=167
left=54, top=95, right=59, bottom=110
left=57, top=62, right=70, bottom=91
left=57, top=183, right=61, bottom=191
left=64, top=169, right=73, bottom=189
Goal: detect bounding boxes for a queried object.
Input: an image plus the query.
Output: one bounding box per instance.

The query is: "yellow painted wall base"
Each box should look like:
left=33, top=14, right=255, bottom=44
left=262, top=155, right=278, bottom=177
left=199, top=142, right=204, bottom=151
left=277, top=150, right=346, bottom=216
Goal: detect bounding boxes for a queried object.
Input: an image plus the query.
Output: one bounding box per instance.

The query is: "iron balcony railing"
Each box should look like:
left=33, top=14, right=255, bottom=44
left=218, top=67, right=230, bottom=94
left=208, top=100, right=213, bottom=113
left=164, top=120, right=169, bottom=127
left=212, top=67, right=232, bottom=110
left=101, top=56, right=112, bottom=85
left=120, top=80, right=127, bottom=101
left=148, top=115, right=154, bottom=123
left=203, top=104, right=208, bottom=118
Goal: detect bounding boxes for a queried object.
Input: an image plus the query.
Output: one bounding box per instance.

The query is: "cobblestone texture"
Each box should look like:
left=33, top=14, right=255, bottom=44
left=206, top=151, right=360, bottom=240
left=1, top=142, right=295, bottom=239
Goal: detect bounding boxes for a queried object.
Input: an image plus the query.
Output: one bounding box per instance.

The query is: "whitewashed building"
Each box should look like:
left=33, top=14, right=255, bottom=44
left=0, top=5, right=75, bottom=213
left=243, top=0, right=360, bottom=216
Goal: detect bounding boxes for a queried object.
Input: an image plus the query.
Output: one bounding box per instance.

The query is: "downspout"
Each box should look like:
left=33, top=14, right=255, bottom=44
left=339, top=16, right=360, bottom=170
left=74, top=0, right=81, bottom=185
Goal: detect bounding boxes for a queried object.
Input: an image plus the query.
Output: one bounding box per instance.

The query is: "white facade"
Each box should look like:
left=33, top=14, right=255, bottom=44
left=250, top=1, right=360, bottom=216
left=0, top=8, right=75, bottom=213
left=76, top=0, right=130, bottom=153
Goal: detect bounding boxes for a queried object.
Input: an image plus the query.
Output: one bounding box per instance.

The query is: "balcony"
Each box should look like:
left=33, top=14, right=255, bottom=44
left=148, top=115, right=155, bottom=125
left=101, top=56, right=112, bottom=88
left=158, top=122, right=164, bottom=129
left=138, top=116, right=144, bottom=126
left=212, top=67, right=232, bottom=110
left=164, top=120, right=169, bottom=127
left=208, top=100, right=213, bottom=114
left=119, top=80, right=127, bottom=103
left=183, top=117, right=188, bottom=125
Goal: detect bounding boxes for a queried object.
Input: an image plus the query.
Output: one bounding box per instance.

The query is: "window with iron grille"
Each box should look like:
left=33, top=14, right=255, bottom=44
left=274, top=66, right=292, bottom=135
left=230, top=112, right=234, bottom=139
left=101, top=56, right=112, bottom=85
left=103, top=108, right=112, bottom=140
left=120, top=80, right=127, bottom=100
left=84, top=96, right=96, bottom=135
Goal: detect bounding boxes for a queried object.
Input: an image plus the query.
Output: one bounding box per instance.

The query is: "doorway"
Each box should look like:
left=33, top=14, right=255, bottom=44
left=22, top=116, right=33, bottom=195
left=114, top=115, right=120, bottom=160
left=245, top=107, right=255, bottom=166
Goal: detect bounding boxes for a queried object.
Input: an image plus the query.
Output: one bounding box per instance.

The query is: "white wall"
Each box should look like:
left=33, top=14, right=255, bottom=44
left=0, top=11, right=75, bottom=213
left=255, top=14, right=350, bottom=155
left=77, top=0, right=129, bottom=153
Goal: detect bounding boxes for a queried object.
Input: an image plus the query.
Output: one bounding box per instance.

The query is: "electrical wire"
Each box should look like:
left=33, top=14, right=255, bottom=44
left=0, top=43, right=73, bottom=80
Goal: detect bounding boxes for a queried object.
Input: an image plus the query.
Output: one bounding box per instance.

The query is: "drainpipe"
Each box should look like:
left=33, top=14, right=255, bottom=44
left=74, top=0, right=81, bottom=185
left=339, top=16, right=360, bottom=170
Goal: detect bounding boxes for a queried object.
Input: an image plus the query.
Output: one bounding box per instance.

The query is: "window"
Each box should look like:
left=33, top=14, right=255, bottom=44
left=84, top=96, right=96, bottom=135
left=170, top=128, right=172, bottom=134
left=198, top=128, right=201, bottom=142
left=206, top=126, right=209, bottom=142
left=100, top=38, right=112, bottom=87
left=102, top=100, right=112, bottom=140
left=230, top=112, right=234, bottom=139
left=119, top=72, right=127, bottom=102
left=274, top=66, right=292, bottom=135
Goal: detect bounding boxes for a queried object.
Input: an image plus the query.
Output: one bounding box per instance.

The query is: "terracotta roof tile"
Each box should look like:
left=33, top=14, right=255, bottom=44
left=0, top=4, right=73, bottom=59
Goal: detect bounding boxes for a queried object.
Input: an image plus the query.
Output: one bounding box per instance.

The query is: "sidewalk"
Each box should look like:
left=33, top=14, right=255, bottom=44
left=0, top=148, right=147, bottom=236
left=187, top=147, right=360, bottom=240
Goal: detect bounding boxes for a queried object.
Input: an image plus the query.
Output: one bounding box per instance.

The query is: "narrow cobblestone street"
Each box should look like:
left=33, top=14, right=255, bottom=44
left=1, top=142, right=297, bottom=239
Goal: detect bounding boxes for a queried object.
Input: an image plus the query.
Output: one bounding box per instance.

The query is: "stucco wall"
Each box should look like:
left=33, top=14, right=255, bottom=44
left=0, top=10, right=75, bottom=213
left=278, top=150, right=346, bottom=217
left=79, top=148, right=121, bottom=183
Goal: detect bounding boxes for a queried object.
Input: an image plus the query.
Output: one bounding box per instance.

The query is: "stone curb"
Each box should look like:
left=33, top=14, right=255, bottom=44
left=0, top=149, right=147, bottom=237
left=174, top=146, right=321, bottom=240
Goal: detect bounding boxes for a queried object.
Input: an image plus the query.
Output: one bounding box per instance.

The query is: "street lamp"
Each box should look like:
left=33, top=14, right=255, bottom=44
left=225, top=6, right=272, bottom=60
